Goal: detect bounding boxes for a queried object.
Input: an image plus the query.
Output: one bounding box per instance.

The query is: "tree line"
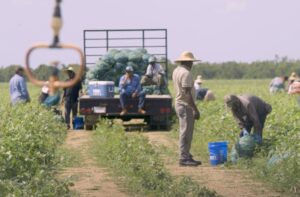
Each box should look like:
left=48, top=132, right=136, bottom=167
left=0, top=64, right=82, bottom=82
left=1, top=58, right=300, bottom=82
left=167, top=58, right=300, bottom=79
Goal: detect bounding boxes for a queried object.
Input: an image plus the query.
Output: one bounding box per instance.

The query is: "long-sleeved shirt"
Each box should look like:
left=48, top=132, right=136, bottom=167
left=119, top=74, right=141, bottom=94
left=270, top=77, right=285, bottom=88
left=63, top=79, right=82, bottom=103
left=233, top=95, right=272, bottom=133
left=9, top=74, right=30, bottom=105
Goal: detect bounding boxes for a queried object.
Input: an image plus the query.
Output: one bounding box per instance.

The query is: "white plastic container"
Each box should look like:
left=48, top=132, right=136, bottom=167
left=88, top=81, right=115, bottom=97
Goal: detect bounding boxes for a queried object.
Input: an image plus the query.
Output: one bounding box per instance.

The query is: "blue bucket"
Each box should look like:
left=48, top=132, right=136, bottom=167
left=208, top=141, right=228, bottom=166
left=73, top=116, right=84, bottom=130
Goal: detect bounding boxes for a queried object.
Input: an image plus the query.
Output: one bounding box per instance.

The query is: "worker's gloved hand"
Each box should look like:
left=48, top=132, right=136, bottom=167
left=239, top=128, right=249, bottom=137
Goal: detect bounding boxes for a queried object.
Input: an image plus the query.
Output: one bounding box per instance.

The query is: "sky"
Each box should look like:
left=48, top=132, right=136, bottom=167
left=1, top=0, right=300, bottom=67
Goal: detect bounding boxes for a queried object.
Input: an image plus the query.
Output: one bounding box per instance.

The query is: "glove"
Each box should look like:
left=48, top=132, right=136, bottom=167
left=239, top=128, right=249, bottom=137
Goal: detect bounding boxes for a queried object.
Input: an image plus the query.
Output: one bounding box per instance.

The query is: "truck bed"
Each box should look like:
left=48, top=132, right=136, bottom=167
left=79, top=94, right=172, bottom=116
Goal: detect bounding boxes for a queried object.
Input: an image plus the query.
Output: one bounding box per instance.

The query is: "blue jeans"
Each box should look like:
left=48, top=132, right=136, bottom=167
left=120, top=91, right=146, bottom=109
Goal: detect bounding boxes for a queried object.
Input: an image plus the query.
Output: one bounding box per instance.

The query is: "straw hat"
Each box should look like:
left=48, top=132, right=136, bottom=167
left=195, top=75, right=203, bottom=84
left=175, top=51, right=200, bottom=63
left=290, top=72, right=297, bottom=78
left=63, top=66, right=74, bottom=73
left=289, top=72, right=298, bottom=81
left=289, top=76, right=296, bottom=81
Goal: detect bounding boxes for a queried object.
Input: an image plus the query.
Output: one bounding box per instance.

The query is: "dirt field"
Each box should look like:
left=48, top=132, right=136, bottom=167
left=143, top=132, right=285, bottom=197
left=58, top=130, right=285, bottom=197
left=59, top=131, right=128, bottom=197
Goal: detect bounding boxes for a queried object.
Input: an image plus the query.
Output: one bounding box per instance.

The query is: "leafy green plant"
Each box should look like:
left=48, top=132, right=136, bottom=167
left=170, top=79, right=299, bottom=195
left=0, top=100, right=71, bottom=196
left=92, top=121, right=219, bottom=197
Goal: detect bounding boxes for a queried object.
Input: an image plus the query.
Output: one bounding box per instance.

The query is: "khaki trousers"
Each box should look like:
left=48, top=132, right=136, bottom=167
left=175, top=103, right=195, bottom=160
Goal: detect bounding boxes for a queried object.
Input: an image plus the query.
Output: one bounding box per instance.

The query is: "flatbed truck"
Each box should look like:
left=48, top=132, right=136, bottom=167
left=79, top=29, right=172, bottom=130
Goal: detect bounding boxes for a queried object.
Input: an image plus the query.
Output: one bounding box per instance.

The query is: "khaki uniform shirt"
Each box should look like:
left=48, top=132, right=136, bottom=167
left=172, top=65, right=195, bottom=106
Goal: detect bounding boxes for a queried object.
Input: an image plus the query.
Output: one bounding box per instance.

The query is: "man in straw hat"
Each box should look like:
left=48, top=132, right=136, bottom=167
left=288, top=72, right=299, bottom=92
left=194, top=75, right=215, bottom=101
left=172, top=51, right=201, bottom=166
left=62, top=66, right=82, bottom=129
left=194, top=75, right=206, bottom=100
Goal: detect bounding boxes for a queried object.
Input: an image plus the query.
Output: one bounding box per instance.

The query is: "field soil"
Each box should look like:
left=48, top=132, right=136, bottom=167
left=143, top=132, right=285, bottom=197
left=57, top=129, right=286, bottom=197
left=59, top=131, right=128, bottom=197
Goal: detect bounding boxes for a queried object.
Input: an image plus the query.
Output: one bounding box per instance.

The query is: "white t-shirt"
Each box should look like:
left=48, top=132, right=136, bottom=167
left=194, top=82, right=201, bottom=91
left=145, top=63, right=165, bottom=82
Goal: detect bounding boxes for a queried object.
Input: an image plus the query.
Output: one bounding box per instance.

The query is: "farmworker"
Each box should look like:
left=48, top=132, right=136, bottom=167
left=224, top=94, right=272, bottom=144
left=9, top=66, right=30, bottom=105
left=204, top=90, right=215, bottom=101
left=287, top=72, right=300, bottom=91
left=42, top=67, right=62, bottom=108
left=141, top=56, right=166, bottom=91
left=119, top=65, right=146, bottom=116
left=288, top=80, right=300, bottom=94
left=194, top=75, right=215, bottom=101
left=269, top=76, right=288, bottom=93
left=172, top=51, right=201, bottom=167
left=62, top=67, right=82, bottom=129
left=289, top=72, right=299, bottom=83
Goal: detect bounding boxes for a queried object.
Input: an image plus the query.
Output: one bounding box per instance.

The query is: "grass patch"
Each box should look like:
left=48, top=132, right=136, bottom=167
left=0, top=103, right=72, bottom=196
left=92, top=121, right=219, bottom=197
left=56, top=147, right=83, bottom=168
left=169, top=79, right=300, bottom=196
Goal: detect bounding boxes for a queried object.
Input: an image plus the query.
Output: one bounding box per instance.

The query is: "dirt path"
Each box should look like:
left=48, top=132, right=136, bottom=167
left=143, top=132, right=284, bottom=197
left=59, top=131, right=128, bottom=197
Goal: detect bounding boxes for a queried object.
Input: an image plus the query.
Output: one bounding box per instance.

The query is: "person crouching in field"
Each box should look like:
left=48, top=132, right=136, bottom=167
left=269, top=76, right=288, bottom=93
left=224, top=95, right=272, bottom=144
left=194, top=75, right=215, bottom=101
left=9, top=67, right=31, bottom=105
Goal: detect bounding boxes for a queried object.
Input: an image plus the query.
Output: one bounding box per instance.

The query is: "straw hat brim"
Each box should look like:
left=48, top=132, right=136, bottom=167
left=195, top=79, right=203, bottom=83
left=175, top=58, right=200, bottom=63
left=289, top=76, right=296, bottom=81
left=63, top=67, right=75, bottom=73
